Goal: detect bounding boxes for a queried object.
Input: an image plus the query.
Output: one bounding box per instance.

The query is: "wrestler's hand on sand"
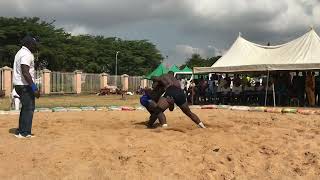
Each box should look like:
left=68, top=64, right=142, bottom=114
left=166, top=97, right=175, bottom=111
left=169, top=104, right=174, bottom=111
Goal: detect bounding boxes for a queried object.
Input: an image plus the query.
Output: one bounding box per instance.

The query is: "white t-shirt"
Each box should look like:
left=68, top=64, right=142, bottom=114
left=13, top=46, right=35, bottom=85
left=180, top=79, right=186, bottom=89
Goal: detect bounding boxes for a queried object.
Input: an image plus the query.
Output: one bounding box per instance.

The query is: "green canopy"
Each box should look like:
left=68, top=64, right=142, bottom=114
left=145, top=64, right=169, bottom=79
left=181, top=66, right=192, bottom=73
left=168, top=65, right=181, bottom=73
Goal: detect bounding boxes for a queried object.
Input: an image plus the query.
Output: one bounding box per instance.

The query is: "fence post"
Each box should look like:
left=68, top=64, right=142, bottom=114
left=100, top=73, right=108, bottom=88
left=2, top=66, right=12, bottom=97
left=42, top=69, right=51, bottom=95
left=74, top=70, right=82, bottom=94
left=121, top=74, right=129, bottom=91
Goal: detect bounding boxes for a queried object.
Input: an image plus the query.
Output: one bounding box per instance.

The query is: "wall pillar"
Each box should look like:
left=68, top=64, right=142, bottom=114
left=2, top=66, right=12, bottom=97
left=121, top=74, right=129, bottom=91
left=42, top=69, right=51, bottom=94
left=141, top=79, right=148, bottom=88
left=100, top=73, right=109, bottom=88
left=74, top=70, right=82, bottom=94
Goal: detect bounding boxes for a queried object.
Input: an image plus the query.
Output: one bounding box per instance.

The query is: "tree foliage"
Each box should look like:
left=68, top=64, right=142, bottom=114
left=0, top=17, right=163, bottom=75
left=181, top=53, right=221, bottom=69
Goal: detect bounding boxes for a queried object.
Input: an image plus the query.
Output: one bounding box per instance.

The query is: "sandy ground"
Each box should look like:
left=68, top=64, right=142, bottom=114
left=0, top=109, right=320, bottom=180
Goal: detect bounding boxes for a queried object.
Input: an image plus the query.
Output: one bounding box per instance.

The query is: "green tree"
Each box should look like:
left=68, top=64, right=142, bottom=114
left=0, top=17, right=163, bottom=76
left=181, top=54, right=221, bottom=69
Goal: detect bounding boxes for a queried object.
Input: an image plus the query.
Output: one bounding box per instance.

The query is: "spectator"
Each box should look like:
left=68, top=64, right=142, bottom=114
left=219, top=75, right=227, bottom=92
left=207, top=75, right=215, bottom=103
left=199, top=76, right=207, bottom=102
left=292, top=71, right=306, bottom=106
left=233, top=74, right=242, bottom=88
left=180, top=77, right=187, bottom=95
left=220, top=83, right=231, bottom=104
left=241, top=74, right=249, bottom=88
left=225, top=74, right=231, bottom=87
left=255, top=81, right=265, bottom=105
left=188, top=80, right=198, bottom=104
left=231, top=76, right=242, bottom=104
left=305, top=71, right=315, bottom=106
left=275, top=73, right=290, bottom=106
left=243, top=81, right=254, bottom=105
left=244, top=81, right=254, bottom=91
left=212, top=74, right=219, bottom=103
left=315, top=72, right=320, bottom=106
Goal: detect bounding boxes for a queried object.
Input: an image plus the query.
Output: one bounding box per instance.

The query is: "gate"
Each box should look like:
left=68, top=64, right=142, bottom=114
left=128, top=76, right=142, bottom=92
left=50, top=72, right=75, bottom=94
left=108, top=75, right=122, bottom=88
left=81, top=73, right=101, bottom=93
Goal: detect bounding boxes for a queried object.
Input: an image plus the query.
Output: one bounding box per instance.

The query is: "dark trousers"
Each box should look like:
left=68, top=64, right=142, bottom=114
left=15, top=85, right=35, bottom=136
left=316, top=88, right=320, bottom=106
left=297, top=90, right=305, bottom=107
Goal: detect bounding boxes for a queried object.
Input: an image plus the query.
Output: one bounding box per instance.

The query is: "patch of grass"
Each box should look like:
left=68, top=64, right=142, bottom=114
left=0, top=95, right=141, bottom=110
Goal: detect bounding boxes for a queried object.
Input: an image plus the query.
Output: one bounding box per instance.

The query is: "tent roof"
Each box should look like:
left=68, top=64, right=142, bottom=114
left=181, top=66, right=192, bottom=72
left=169, top=64, right=181, bottom=73
left=145, top=64, right=168, bottom=79
left=194, top=29, right=320, bottom=73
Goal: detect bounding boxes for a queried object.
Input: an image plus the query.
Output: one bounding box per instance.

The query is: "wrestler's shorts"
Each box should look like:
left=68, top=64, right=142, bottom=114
left=163, top=86, right=186, bottom=106
left=140, top=95, right=151, bottom=107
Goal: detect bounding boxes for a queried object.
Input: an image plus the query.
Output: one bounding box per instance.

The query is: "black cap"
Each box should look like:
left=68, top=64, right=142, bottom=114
left=21, top=35, right=39, bottom=46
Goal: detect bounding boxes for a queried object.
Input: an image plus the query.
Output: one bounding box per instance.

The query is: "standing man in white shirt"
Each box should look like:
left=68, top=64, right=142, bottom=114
left=13, top=35, right=40, bottom=138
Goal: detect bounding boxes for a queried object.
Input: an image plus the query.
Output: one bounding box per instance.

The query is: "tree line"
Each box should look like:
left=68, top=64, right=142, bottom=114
left=0, top=17, right=220, bottom=75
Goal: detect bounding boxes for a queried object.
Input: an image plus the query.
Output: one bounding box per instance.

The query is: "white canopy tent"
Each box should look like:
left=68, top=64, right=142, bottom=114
left=194, top=29, right=320, bottom=107
left=194, top=28, right=320, bottom=73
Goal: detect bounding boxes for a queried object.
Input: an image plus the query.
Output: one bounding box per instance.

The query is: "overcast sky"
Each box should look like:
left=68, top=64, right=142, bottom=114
left=1, top=0, right=320, bottom=65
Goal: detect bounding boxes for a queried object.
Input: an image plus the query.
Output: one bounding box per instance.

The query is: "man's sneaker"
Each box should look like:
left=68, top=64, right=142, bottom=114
left=26, top=134, right=35, bottom=138
left=14, top=133, right=26, bottom=139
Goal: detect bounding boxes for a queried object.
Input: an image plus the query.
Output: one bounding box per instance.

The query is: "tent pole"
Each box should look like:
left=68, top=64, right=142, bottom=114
left=273, top=83, right=276, bottom=107
left=264, top=70, right=269, bottom=106
left=191, top=70, right=194, bottom=105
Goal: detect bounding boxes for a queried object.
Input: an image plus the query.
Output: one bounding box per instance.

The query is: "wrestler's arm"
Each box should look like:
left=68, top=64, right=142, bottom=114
left=144, top=89, right=152, bottom=96
left=151, top=76, right=162, bottom=82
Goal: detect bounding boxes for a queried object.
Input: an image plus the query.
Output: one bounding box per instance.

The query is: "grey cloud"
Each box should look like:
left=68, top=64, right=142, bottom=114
left=1, top=0, right=320, bottom=65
